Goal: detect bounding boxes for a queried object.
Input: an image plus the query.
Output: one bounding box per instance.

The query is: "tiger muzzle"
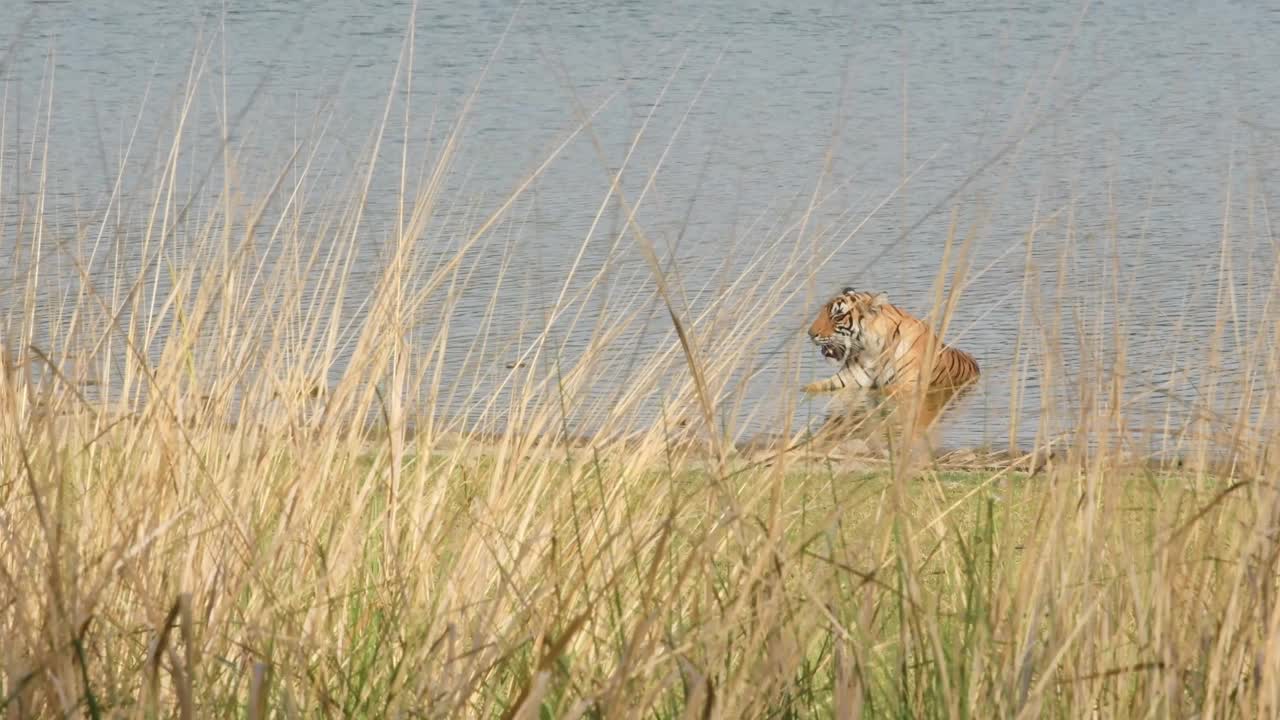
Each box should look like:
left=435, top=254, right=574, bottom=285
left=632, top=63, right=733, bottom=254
left=815, top=341, right=846, bottom=361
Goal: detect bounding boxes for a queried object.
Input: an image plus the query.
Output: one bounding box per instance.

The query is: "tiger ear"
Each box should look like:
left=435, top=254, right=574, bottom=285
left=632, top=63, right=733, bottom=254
left=841, top=286, right=856, bottom=295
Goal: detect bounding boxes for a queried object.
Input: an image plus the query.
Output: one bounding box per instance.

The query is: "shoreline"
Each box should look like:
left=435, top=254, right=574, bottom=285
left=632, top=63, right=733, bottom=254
left=17, top=397, right=1255, bottom=481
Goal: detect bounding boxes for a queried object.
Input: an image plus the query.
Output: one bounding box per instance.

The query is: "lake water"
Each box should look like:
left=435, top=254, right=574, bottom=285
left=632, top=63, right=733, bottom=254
left=4, top=0, right=1280, bottom=454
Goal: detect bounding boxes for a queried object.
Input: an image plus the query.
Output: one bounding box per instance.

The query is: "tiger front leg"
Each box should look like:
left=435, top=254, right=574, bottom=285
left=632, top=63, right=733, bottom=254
left=803, top=386, right=885, bottom=455
left=802, top=365, right=856, bottom=394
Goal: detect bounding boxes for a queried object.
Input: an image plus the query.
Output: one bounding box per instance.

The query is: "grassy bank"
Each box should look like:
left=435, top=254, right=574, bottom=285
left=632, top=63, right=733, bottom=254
left=1, top=411, right=1266, bottom=717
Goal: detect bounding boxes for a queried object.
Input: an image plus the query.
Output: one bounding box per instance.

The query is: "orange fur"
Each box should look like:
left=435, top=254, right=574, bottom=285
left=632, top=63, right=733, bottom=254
left=804, top=287, right=980, bottom=440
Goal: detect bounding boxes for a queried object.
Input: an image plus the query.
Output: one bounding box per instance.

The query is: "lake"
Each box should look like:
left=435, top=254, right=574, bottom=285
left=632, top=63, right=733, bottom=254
left=3, top=0, right=1279, bottom=453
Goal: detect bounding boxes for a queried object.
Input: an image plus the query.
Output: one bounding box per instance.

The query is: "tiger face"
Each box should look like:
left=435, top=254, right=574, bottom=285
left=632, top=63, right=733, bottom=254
left=807, top=287, right=887, bottom=363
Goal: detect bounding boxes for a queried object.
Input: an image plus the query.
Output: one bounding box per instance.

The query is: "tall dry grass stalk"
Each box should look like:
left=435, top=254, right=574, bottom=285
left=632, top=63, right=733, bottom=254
left=3, top=21, right=1280, bottom=720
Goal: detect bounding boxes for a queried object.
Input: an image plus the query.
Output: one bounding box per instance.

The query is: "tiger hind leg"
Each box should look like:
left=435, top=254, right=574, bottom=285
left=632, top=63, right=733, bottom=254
left=888, top=381, right=979, bottom=467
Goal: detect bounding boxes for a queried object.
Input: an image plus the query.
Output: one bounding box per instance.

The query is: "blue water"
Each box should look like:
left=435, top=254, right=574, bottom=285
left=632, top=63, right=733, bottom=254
left=4, top=0, right=1279, bottom=452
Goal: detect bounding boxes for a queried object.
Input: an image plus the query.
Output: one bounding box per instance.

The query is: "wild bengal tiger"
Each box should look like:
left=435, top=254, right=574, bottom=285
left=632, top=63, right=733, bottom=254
left=803, top=286, right=980, bottom=449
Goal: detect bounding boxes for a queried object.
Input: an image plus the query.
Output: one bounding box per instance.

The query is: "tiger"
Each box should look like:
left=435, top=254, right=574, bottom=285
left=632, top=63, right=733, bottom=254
left=802, top=286, right=980, bottom=448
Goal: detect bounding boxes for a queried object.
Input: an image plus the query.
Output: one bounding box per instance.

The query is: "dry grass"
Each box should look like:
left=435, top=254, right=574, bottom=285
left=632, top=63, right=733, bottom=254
left=4, top=20, right=1280, bottom=720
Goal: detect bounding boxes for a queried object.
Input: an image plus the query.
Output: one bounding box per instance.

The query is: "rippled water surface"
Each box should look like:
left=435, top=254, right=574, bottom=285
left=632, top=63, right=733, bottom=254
left=4, top=0, right=1280, bottom=450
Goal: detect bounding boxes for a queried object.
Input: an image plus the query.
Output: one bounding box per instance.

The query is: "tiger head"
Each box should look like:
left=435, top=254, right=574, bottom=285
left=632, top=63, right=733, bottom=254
left=807, top=287, right=888, bottom=363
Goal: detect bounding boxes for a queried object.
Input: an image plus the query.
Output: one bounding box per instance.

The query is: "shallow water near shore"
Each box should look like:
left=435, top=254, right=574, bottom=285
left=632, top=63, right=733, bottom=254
left=3, top=0, right=1280, bottom=452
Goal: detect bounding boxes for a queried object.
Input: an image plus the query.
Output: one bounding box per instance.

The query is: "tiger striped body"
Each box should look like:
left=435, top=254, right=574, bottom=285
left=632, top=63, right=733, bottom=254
left=804, top=287, right=979, bottom=436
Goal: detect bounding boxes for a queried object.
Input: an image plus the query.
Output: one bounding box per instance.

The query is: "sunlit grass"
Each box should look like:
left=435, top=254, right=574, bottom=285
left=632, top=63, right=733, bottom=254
left=4, top=15, right=1280, bottom=720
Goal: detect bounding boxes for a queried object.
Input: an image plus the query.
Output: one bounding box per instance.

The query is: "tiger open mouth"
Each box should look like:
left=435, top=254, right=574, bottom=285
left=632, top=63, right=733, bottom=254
left=819, top=344, right=845, bottom=361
